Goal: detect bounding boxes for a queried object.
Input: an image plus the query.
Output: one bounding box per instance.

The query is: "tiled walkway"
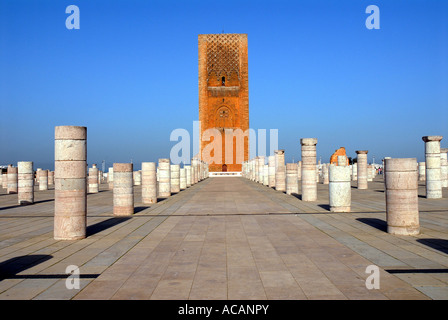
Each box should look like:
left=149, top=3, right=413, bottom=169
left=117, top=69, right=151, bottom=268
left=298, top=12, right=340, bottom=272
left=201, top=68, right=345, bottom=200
left=0, top=177, right=447, bottom=299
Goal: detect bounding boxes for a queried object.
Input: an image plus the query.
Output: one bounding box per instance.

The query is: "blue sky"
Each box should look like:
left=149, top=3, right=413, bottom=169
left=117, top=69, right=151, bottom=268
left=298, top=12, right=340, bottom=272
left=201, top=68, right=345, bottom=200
left=0, top=0, right=447, bottom=170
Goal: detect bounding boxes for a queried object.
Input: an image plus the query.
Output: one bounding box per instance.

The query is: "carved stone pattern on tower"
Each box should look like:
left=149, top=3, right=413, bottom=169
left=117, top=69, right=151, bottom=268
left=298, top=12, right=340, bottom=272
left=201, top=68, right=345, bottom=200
left=206, top=34, right=240, bottom=81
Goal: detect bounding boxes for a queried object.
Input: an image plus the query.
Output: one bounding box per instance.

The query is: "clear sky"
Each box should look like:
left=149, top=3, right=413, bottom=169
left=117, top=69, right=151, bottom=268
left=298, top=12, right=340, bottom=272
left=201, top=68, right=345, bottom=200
left=1, top=0, right=447, bottom=170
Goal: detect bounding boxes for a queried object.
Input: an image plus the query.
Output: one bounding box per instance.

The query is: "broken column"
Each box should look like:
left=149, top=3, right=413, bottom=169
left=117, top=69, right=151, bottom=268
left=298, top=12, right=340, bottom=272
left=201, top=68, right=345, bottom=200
left=18, top=161, right=34, bottom=205
left=142, top=162, right=157, bottom=204
left=185, top=165, right=191, bottom=187
left=2, top=168, right=8, bottom=189
left=170, top=164, right=180, bottom=193
left=441, top=148, right=448, bottom=188
left=286, top=163, right=298, bottom=195
left=88, top=164, right=99, bottom=193
left=7, top=165, right=18, bottom=194
left=418, top=162, right=426, bottom=182
left=268, top=156, right=276, bottom=188
left=422, top=136, right=443, bottom=199
left=48, top=171, right=54, bottom=187
left=108, top=167, right=114, bottom=190
left=180, top=167, right=187, bottom=190
left=258, top=156, right=265, bottom=184
left=158, top=159, right=171, bottom=198
left=39, top=169, right=49, bottom=191
left=263, top=164, right=269, bottom=186
left=323, top=163, right=329, bottom=185
left=385, top=158, right=419, bottom=235
left=356, top=150, right=368, bottom=190
left=113, top=163, right=134, bottom=216
left=192, top=158, right=198, bottom=184
left=352, top=163, right=357, bottom=181
left=301, top=138, right=318, bottom=201
left=274, top=150, right=286, bottom=192
left=329, top=164, right=351, bottom=212
left=54, top=126, right=87, bottom=240
left=133, top=171, right=142, bottom=186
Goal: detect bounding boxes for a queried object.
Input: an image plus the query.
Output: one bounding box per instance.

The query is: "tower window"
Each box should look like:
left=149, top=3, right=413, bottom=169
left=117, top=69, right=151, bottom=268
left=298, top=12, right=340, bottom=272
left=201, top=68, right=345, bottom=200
left=221, top=77, right=225, bottom=86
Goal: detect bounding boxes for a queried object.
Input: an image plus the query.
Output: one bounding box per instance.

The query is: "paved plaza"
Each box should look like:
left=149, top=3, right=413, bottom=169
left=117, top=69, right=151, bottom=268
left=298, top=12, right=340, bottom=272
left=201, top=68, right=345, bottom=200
left=0, top=176, right=447, bottom=300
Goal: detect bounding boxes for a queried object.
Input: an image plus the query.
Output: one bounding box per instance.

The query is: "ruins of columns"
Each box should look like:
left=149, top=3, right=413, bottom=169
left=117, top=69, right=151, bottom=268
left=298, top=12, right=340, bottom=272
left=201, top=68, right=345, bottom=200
left=422, top=136, right=443, bottom=199
left=170, top=164, right=180, bottom=193
left=356, top=150, right=368, bottom=190
left=286, top=163, right=298, bottom=195
left=7, top=165, right=18, bottom=194
left=329, top=164, right=351, bottom=212
left=268, top=155, right=275, bottom=188
left=54, top=126, right=87, bottom=240
left=113, top=163, right=134, bottom=216
left=418, top=162, right=426, bottom=181
left=18, top=161, right=34, bottom=205
left=158, top=158, right=171, bottom=198
left=88, top=164, right=99, bottom=193
left=180, top=167, right=187, bottom=190
left=39, top=169, right=48, bottom=191
left=133, top=170, right=142, bottom=186
left=301, top=138, right=318, bottom=201
left=275, top=150, right=286, bottom=192
left=142, top=162, right=157, bottom=204
left=384, top=158, right=419, bottom=235
left=441, top=148, right=448, bottom=188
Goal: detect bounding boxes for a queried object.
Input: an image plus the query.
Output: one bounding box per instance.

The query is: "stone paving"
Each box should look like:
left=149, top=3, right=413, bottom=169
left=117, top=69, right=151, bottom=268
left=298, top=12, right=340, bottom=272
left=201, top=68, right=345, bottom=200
left=0, top=176, right=447, bottom=300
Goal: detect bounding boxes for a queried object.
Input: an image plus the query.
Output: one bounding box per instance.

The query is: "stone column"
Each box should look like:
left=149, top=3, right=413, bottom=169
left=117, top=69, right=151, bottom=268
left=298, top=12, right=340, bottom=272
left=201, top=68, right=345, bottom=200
left=323, top=163, right=329, bottom=185
left=142, top=162, right=157, bottom=204
left=133, top=171, right=142, bottom=186
left=158, top=159, right=171, bottom=198
left=254, top=157, right=259, bottom=183
left=192, top=158, right=198, bottom=184
left=418, top=162, right=426, bottom=182
left=385, top=158, right=419, bottom=235
left=88, top=164, right=99, bottom=193
left=352, top=163, right=357, bottom=181
left=258, top=156, right=265, bottom=184
left=274, top=150, right=286, bottom=192
left=441, top=148, right=448, bottom=188
left=113, top=163, right=134, bottom=216
left=48, top=171, right=54, bottom=187
left=170, top=164, right=180, bottom=193
left=108, top=167, right=114, bottom=190
left=286, top=163, right=298, bottom=195
left=422, top=136, right=443, bottom=199
left=268, top=156, right=275, bottom=188
left=356, top=150, right=368, bottom=189
left=54, top=126, right=87, bottom=240
left=329, top=164, right=351, bottom=212
left=297, top=161, right=302, bottom=181
left=2, top=168, right=8, bottom=189
left=18, top=161, right=34, bottom=205
left=190, top=162, right=195, bottom=185
left=39, top=169, right=48, bottom=191
left=263, top=164, right=269, bottom=186
left=301, top=138, right=318, bottom=201
left=185, top=165, right=191, bottom=187
left=7, top=165, right=18, bottom=194
left=367, top=165, right=373, bottom=182
left=180, top=167, right=187, bottom=190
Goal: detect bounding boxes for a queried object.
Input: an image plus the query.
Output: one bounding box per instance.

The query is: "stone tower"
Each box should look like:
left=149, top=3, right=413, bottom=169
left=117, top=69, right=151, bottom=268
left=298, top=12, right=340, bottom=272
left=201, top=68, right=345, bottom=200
left=198, top=33, right=249, bottom=172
